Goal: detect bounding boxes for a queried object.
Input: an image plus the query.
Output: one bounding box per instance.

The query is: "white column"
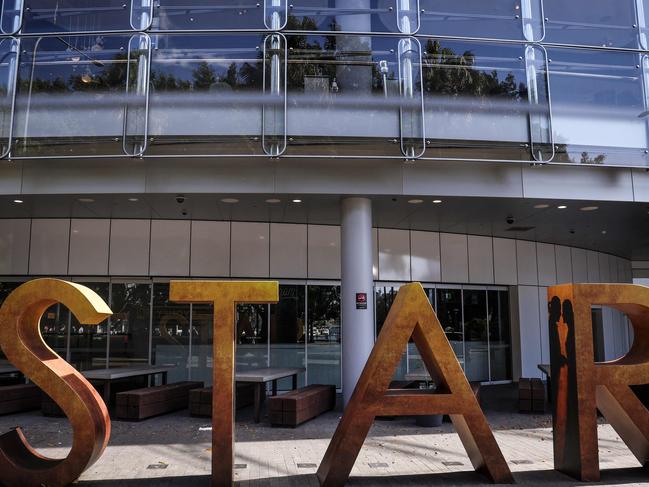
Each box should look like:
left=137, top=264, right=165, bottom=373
left=341, top=197, right=375, bottom=407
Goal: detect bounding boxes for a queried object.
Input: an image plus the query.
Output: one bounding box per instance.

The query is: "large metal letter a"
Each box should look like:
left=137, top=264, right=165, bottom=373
left=317, top=283, right=513, bottom=486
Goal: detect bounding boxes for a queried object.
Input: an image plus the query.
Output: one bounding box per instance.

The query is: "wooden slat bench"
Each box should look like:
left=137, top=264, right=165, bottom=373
left=269, top=384, right=336, bottom=427
left=0, top=384, right=41, bottom=415
left=116, top=381, right=203, bottom=421
left=189, top=383, right=255, bottom=418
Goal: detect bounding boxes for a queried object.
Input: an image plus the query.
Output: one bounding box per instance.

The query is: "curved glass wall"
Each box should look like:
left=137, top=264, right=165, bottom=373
left=548, top=47, right=649, bottom=166
left=22, top=0, right=153, bottom=34
left=418, top=0, right=544, bottom=42
left=1, top=1, right=649, bottom=166
left=421, top=40, right=552, bottom=162
left=543, top=0, right=640, bottom=50
left=285, top=33, right=424, bottom=158
left=147, top=33, right=285, bottom=157
left=155, top=0, right=286, bottom=31
left=13, top=33, right=150, bottom=158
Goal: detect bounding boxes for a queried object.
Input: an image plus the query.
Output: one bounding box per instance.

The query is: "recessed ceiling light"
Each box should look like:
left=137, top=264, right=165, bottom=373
left=557, top=205, right=568, bottom=209
left=534, top=204, right=550, bottom=209
left=433, top=199, right=443, bottom=204
left=266, top=198, right=281, bottom=204
left=13, top=199, right=23, bottom=204
left=408, top=199, right=424, bottom=204
left=78, top=198, right=95, bottom=203
left=221, top=198, right=239, bottom=204
left=580, top=206, right=599, bottom=212
left=601, top=230, right=608, bottom=235
left=292, top=199, right=302, bottom=203
left=128, top=198, right=139, bottom=202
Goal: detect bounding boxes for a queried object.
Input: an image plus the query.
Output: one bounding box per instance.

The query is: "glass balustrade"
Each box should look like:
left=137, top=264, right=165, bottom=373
left=22, top=0, right=153, bottom=34
left=12, top=33, right=150, bottom=158
left=548, top=47, right=649, bottom=166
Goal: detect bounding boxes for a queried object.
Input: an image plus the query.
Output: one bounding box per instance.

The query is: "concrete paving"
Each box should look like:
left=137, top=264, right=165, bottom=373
left=0, top=386, right=646, bottom=486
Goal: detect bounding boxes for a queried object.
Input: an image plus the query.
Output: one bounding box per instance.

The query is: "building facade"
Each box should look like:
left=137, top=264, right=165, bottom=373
left=0, top=0, right=647, bottom=399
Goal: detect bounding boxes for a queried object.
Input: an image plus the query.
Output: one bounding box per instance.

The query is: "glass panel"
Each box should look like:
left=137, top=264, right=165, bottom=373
left=147, top=33, right=282, bottom=156
left=286, top=34, right=424, bottom=158
left=288, top=0, right=418, bottom=34
left=0, top=38, right=17, bottom=159
left=155, top=0, right=271, bottom=31
left=422, top=40, right=539, bottom=161
left=22, top=0, right=150, bottom=34
left=110, top=282, right=151, bottom=367
left=40, top=302, right=69, bottom=358
left=463, top=289, right=488, bottom=382
left=548, top=48, right=648, bottom=166
left=407, top=287, right=435, bottom=375
left=1, top=0, right=23, bottom=35
left=13, top=34, right=150, bottom=158
left=70, top=282, right=109, bottom=370
left=436, top=288, right=463, bottom=367
left=190, top=304, right=213, bottom=385
left=307, top=285, right=341, bottom=388
left=270, top=285, right=305, bottom=389
left=152, top=283, right=189, bottom=383
left=236, top=304, right=268, bottom=371
left=419, top=0, right=543, bottom=41
left=488, top=290, right=511, bottom=381
left=375, top=285, right=406, bottom=379
left=543, top=0, right=639, bottom=49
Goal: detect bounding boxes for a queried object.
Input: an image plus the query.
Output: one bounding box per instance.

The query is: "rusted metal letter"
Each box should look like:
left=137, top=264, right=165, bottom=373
left=317, top=283, right=513, bottom=486
left=170, top=281, right=279, bottom=487
left=549, top=284, right=649, bottom=481
left=0, top=279, right=112, bottom=487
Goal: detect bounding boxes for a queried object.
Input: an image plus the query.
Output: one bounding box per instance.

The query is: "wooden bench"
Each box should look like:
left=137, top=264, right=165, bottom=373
left=519, top=378, right=545, bottom=413
left=0, top=384, right=41, bottom=415
left=268, top=384, right=336, bottom=427
left=116, top=381, right=203, bottom=421
left=189, top=383, right=255, bottom=418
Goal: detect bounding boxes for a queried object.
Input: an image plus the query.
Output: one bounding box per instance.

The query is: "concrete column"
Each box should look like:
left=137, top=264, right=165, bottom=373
left=341, top=197, right=375, bottom=407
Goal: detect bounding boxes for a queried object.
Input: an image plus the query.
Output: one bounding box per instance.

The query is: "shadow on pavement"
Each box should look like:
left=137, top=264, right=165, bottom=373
left=76, top=467, right=649, bottom=487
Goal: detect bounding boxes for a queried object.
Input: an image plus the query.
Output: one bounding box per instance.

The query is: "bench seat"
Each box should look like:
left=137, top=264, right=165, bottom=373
left=0, top=384, right=41, bottom=415
left=189, top=383, right=255, bottom=418
left=268, top=384, right=336, bottom=427
left=116, top=381, right=203, bottom=421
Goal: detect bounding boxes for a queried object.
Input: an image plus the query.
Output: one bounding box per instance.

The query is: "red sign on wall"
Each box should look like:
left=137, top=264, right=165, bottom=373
left=356, top=293, right=368, bottom=310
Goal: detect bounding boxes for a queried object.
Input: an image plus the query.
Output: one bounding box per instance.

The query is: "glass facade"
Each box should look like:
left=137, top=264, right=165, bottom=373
left=0, top=1, right=645, bottom=165
left=0, top=278, right=512, bottom=388
left=377, top=284, right=512, bottom=383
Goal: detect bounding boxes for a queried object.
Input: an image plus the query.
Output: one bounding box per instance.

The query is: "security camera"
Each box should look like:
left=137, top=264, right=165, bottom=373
left=506, top=216, right=515, bottom=225
left=176, top=194, right=185, bottom=204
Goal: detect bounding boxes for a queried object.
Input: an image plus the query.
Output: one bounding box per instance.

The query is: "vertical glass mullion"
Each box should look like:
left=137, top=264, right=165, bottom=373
left=262, top=33, right=287, bottom=156
left=130, top=0, right=154, bottom=31
left=123, top=33, right=151, bottom=156
left=641, top=54, right=649, bottom=160
left=526, top=44, right=554, bottom=162
left=1, top=0, right=22, bottom=35
left=521, top=0, right=545, bottom=42
left=0, top=37, right=17, bottom=160
left=264, top=0, right=287, bottom=30
left=397, top=0, right=420, bottom=34
left=398, top=36, right=425, bottom=160
left=485, top=290, right=491, bottom=383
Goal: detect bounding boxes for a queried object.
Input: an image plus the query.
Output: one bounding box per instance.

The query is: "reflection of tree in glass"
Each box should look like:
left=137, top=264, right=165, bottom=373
left=422, top=40, right=527, bottom=101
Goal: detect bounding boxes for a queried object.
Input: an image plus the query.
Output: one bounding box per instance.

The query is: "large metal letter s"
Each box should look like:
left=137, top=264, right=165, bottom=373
left=0, top=279, right=112, bottom=487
